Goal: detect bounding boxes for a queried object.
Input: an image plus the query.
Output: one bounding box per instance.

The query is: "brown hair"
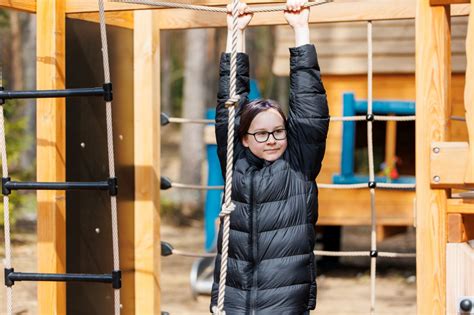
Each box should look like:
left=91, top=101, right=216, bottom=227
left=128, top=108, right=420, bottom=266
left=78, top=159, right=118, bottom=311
left=238, top=99, right=287, bottom=140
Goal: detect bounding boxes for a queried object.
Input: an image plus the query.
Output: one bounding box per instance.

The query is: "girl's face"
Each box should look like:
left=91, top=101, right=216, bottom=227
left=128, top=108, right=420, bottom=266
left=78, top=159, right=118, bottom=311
left=242, top=109, right=288, bottom=162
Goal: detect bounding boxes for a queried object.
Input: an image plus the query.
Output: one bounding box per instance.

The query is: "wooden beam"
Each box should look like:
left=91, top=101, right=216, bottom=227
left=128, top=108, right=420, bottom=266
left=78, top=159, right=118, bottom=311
left=416, top=1, right=451, bottom=314
left=447, top=213, right=474, bottom=242
left=431, top=0, right=469, bottom=5
left=464, top=0, right=474, bottom=183
left=67, top=11, right=134, bottom=29
left=65, top=0, right=283, bottom=13
left=155, top=1, right=470, bottom=29
left=430, top=142, right=474, bottom=188
left=0, top=0, right=36, bottom=12
left=446, top=243, right=474, bottom=314
left=447, top=198, right=474, bottom=214
left=133, top=10, right=161, bottom=314
left=36, top=0, right=66, bottom=314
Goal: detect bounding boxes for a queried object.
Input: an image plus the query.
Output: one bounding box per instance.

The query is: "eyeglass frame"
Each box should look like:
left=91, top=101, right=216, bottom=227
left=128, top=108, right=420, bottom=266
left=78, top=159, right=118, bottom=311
left=246, top=128, right=287, bottom=143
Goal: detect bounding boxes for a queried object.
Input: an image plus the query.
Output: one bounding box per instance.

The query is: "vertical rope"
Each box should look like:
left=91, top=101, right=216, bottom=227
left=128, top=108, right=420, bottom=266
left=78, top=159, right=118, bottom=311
left=367, top=21, right=377, bottom=315
left=98, top=1, right=121, bottom=314
left=0, top=64, right=13, bottom=315
left=213, top=0, right=240, bottom=314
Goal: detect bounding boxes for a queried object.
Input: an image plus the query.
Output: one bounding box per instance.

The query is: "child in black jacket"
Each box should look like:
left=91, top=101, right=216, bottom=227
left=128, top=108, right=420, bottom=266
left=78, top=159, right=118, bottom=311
left=211, top=1, right=329, bottom=314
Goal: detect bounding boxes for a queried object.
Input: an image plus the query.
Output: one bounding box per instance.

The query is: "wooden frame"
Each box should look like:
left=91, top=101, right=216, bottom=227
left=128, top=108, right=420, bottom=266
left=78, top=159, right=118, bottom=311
left=0, top=0, right=472, bottom=314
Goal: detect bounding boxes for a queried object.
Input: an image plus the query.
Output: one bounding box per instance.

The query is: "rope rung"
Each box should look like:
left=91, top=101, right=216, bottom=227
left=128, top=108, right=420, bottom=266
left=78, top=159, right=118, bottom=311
left=2, top=178, right=118, bottom=196
left=5, top=269, right=122, bottom=288
left=0, top=85, right=112, bottom=102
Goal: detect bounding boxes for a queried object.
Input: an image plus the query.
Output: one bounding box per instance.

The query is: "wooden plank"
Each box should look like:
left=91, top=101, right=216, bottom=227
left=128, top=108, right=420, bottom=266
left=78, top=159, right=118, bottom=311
left=155, top=2, right=470, bottom=29
left=447, top=213, right=474, bottom=242
left=415, top=1, right=451, bottom=314
left=431, top=0, right=469, bottom=5
left=67, top=11, right=134, bottom=29
left=318, top=189, right=415, bottom=226
left=430, top=142, right=471, bottom=187
left=446, top=243, right=474, bottom=314
left=447, top=198, right=474, bottom=214
left=36, top=0, right=66, bottom=314
left=133, top=10, right=161, bottom=314
left=464, top=0, right=474, bottom=183
left=448, top=213, right=467, bottom=242
left=0, top=0, right=35, bottom=12
left=65, top=0, right=285, bottom=13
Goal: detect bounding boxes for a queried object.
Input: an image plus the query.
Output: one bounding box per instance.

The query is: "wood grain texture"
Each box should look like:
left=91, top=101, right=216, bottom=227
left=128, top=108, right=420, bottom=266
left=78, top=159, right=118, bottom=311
left=430, top=142, right=471, bottom=187
left=0, top=0, right=35, bottom=12
left=36, top=0, right=66, bottom=313
left=464, top=0, right=474, bottom=183
left=416, top=2, right=451, bottom=314
left=446, top=243, right=474, bottom=314
left=133, top=10, right=161, bottom=314
left=68, top=11, right=134, bottom=29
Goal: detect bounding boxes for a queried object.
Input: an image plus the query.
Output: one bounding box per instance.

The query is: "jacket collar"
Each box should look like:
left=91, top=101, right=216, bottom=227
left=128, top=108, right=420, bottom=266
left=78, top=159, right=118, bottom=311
left=245, top=148, right=265, bottom=169
left=245, top=148, right=277, bottom=168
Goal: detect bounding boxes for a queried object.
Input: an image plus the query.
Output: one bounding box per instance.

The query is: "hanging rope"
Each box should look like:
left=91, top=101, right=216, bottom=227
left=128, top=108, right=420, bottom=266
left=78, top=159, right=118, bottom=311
left=98, top=0, right=121, bottom=314
left=210, top=0, right=241, bottom=313
left=111, top=0, right=331, bottom=13
left=0, top=63, right=13, bottom=315
left=366, top=21, right=377, bottom=315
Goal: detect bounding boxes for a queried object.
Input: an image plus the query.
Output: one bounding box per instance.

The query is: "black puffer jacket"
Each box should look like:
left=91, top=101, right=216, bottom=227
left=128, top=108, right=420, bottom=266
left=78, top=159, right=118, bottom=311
left=211, top=44, right=329, bottom=315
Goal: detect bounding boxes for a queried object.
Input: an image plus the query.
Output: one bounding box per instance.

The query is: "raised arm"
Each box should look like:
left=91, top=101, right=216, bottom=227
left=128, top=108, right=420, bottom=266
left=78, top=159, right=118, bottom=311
left=215, top=2, right=253, bottom=176
left=284, top=0, right=330, bottom=180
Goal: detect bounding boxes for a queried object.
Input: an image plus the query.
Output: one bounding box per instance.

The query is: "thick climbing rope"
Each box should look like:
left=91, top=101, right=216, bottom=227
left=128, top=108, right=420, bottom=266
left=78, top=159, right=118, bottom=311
left=210, top=0, right=240, bottom=312
left=0, top=65, right=13, bottom=315
left=111, top=0, right=331, bottom=13
left=98, top=0, right=121, bottom=314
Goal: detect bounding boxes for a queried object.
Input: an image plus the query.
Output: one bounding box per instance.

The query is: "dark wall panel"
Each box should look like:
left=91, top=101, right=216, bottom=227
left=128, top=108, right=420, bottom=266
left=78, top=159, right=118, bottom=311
left=66, top=18, right=134, bottom=315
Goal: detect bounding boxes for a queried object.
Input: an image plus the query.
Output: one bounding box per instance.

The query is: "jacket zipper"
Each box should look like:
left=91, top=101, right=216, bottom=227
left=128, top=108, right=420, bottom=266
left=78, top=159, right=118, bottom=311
left=250, top=172, right=257, bottom=315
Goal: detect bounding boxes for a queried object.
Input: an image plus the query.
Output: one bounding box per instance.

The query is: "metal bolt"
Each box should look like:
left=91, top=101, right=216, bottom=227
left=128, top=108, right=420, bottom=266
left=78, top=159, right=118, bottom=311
left=119, top=135, right=123, bottom=141
left=433, top=147, right=440, bottom=154
left=433, top=176, right=440, bottom=183
left=80, top=142, right=85, bottom=148
left=95, top=228, right=100, bottom=234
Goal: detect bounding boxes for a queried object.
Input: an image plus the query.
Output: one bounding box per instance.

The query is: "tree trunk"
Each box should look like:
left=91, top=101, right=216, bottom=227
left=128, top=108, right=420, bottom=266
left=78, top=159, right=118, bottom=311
left=161, top=31, right=172, bottom=115
left=179, top=29, right=209, bottom=217
left=9, top=11, right=23, bottom=90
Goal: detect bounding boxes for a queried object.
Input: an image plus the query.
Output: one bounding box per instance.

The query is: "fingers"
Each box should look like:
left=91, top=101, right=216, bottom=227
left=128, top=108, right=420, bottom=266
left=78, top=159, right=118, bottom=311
left=285, top=0, right=307, bottom=12
left=227, top=2, right=249, bottom=16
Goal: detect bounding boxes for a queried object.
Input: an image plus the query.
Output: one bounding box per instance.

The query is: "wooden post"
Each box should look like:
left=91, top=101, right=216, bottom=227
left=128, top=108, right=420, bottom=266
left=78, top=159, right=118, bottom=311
left=36, top=0, right=66, bottom=314
left=464, top=0, right=474, bottom=183
left=133, top=10, right=161, bottom=314
left=416, top=1, right=451, bottom=314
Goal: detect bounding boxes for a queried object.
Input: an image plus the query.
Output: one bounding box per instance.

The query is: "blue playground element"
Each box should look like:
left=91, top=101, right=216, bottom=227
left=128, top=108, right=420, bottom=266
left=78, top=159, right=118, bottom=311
left=204, top=79, right=262, bottom=252
left=333, top=92, right=416, bottom=186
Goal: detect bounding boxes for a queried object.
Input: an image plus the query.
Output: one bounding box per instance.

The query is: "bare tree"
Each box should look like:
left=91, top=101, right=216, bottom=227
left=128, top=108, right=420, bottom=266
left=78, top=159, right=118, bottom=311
left=179, top=29, right=209, bottom=217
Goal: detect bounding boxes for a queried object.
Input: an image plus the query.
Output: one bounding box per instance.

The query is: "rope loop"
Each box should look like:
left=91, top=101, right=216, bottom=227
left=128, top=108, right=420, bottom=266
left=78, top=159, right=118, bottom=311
left=219, top=202, right=236, bottom=218
left=212, top=305, right=226, bottom=315
left=225, top=95, right=240, bottom=108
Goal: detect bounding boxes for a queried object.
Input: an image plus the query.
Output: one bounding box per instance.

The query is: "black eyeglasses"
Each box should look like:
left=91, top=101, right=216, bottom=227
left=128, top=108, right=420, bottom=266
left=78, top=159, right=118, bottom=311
left=247, top=128, right=287, bottom=143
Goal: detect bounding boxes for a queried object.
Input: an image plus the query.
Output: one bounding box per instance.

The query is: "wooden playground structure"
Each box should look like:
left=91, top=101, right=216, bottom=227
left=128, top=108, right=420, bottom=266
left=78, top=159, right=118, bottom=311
left=0, top=0, right=473, bottom=314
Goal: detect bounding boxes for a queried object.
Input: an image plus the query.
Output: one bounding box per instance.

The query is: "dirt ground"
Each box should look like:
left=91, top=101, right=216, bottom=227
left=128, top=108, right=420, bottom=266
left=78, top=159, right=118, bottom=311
left=0, top=219, right=416, bottom=315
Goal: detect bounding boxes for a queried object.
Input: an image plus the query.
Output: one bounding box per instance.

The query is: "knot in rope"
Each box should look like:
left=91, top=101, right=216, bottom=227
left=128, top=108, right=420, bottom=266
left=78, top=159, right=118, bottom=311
left=212, top=305, right=226, bottom=315
left=219, top=202, right=236, bottom=218
left=225, top=95, right=240, bottom=108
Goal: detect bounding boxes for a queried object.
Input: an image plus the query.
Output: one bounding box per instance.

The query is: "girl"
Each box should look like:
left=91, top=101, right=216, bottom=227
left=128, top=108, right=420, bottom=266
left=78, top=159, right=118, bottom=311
left=211, top=1, right=329, bottom=314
